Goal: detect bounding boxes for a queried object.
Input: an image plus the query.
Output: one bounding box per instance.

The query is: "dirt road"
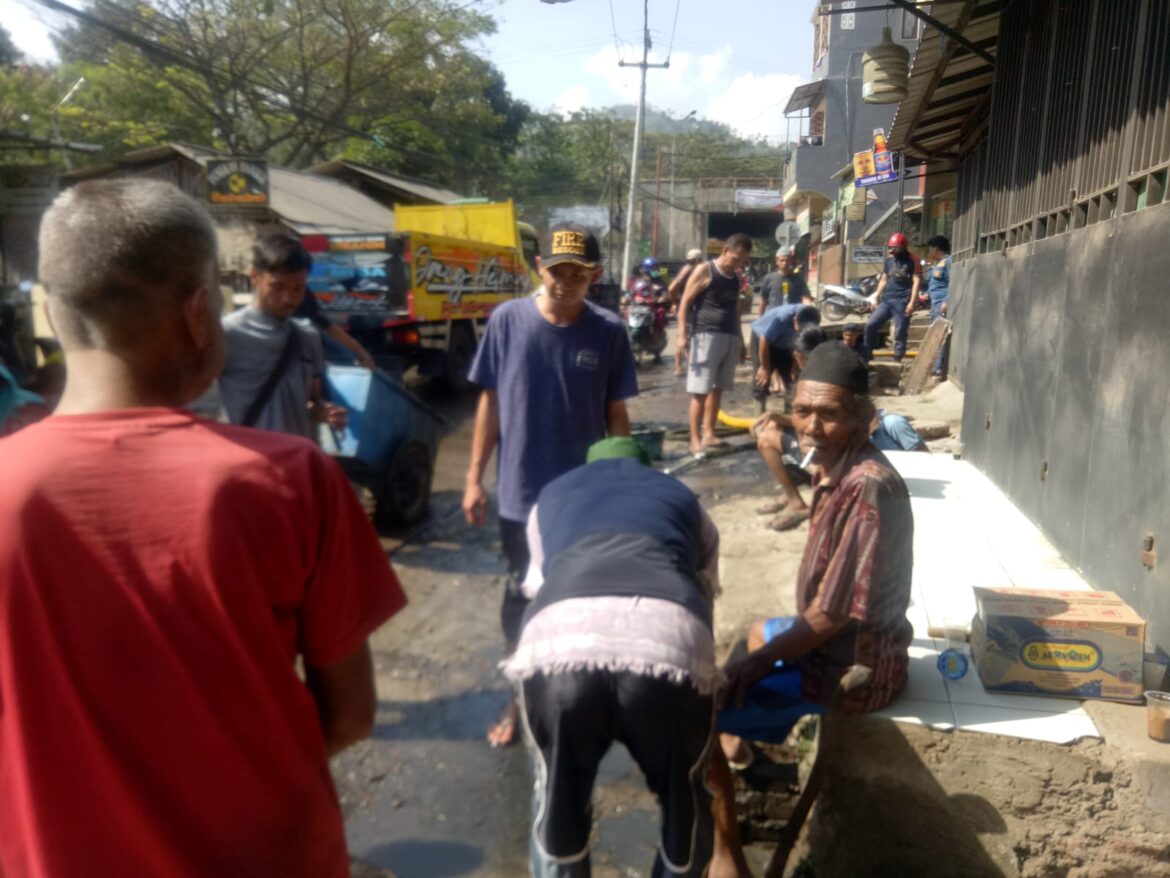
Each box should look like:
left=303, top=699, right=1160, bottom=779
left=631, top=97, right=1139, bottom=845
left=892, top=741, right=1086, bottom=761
left=333, top=332, right=1170, bottom=878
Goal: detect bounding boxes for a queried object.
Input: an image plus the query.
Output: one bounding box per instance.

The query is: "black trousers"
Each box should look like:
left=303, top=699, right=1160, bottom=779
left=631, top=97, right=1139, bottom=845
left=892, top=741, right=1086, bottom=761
left=749, top=330, right=794, bottom=401
left=520, top=670, right=715, bottom=877
left=500, top=517, right=531, bottom=644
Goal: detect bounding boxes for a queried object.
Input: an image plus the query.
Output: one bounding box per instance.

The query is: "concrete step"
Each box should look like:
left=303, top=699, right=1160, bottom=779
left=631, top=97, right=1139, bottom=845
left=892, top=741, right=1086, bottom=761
left=869, top=360, right=905, bottom=388
left=908, top=326, right=930, bottom=345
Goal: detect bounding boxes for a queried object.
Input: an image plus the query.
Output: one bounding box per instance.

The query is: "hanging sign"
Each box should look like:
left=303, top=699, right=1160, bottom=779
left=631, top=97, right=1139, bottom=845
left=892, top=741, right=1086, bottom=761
left=735, top=188, right=784, bottom=210
left=207, top=158, right=269, bottom=205
left=853, top=128, right=898, bottom=188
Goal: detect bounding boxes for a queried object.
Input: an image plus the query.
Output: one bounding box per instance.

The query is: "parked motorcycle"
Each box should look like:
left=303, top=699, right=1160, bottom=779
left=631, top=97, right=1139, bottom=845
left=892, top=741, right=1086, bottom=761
left=819, top=275, right=879, bottom=321
left=624, top=280, right=669, bottom=363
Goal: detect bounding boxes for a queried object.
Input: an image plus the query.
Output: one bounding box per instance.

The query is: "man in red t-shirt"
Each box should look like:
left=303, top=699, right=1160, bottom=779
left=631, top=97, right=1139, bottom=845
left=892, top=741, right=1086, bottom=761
left=0, top=179, right=406, bottom=878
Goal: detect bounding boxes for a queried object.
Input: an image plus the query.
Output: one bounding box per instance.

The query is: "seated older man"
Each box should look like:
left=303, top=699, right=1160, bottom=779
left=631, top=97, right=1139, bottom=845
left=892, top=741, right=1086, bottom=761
left=707, top=342, right=914, bottom=877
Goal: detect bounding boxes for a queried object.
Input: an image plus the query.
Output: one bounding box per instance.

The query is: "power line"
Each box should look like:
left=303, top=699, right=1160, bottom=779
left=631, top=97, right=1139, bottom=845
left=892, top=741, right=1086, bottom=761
left=664, top=0, right=682, bottom=63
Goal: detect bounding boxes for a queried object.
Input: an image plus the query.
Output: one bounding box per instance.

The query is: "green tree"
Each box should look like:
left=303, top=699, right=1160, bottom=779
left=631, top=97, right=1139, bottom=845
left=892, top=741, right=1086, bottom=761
left=49, top=0, right=528, bottom=187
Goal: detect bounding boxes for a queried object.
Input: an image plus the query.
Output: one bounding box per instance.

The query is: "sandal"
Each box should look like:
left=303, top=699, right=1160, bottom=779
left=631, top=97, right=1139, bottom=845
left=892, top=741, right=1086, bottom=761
left=767, top=509, right=810, bottom=532
left=755, top=500, right=787, bottom=515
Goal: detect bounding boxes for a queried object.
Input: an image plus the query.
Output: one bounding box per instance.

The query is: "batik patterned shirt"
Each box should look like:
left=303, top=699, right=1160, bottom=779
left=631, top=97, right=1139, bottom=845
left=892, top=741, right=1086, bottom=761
left=797, top=442, right=914, bottom=711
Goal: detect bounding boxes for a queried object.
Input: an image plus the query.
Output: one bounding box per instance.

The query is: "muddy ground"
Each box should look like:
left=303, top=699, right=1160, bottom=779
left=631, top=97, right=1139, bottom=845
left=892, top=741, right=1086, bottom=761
left=333, top=325, right=1169, bottom=877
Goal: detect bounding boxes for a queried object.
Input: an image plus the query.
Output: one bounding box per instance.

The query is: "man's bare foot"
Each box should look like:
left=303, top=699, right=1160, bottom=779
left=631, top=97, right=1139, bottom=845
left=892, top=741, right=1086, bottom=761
left=487, top=694, right=520, bottom=748
left=720, top=733, right=753, bottom=769
left=707, top=854, right=753, bottom=878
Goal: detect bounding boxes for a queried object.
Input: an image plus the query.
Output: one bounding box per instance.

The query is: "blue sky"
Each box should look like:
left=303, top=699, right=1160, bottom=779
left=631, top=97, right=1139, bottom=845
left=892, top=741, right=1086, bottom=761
left=2, top=0, right=816, bottom=139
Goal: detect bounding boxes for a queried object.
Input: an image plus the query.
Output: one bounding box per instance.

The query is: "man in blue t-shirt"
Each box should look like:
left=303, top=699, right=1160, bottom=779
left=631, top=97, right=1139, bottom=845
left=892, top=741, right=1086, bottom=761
left=864, top=232, right=921, bottom=362
left=925, top=234, right=952, bottom=376
left=750, top=303, right=821, bottom=394
left=463, top=222, right=639, bottom=747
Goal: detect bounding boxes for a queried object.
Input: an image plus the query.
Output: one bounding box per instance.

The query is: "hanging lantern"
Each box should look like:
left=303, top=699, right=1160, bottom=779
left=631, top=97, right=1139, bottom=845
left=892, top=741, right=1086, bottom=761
left=862, top=26, right=910, bottom=104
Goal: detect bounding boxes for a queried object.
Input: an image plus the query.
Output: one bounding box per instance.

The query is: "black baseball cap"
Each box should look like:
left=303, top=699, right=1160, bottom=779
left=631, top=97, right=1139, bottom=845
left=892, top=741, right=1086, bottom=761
left=541, top=222, right=601, bottom=269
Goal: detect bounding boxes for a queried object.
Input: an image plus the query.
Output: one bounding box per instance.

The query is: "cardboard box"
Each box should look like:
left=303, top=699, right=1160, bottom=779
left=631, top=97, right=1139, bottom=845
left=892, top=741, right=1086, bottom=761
left=971, top=588, right=1145, bottom=703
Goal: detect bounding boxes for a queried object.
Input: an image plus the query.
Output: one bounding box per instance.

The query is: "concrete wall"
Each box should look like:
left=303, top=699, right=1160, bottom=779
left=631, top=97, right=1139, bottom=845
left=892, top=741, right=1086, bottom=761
left=953, top=200, right=1170, bottom=654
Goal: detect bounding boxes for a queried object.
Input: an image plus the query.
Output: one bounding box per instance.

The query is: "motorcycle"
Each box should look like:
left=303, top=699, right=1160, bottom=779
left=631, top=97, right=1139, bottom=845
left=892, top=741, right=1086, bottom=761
left=624, top=281, right=669, bottom=363
left=819, top=275, right=879, bottom=321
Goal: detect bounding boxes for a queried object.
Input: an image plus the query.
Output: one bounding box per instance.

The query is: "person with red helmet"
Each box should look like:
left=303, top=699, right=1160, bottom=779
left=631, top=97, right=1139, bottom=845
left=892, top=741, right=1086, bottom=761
left=864, top=232, right=921, bottom=362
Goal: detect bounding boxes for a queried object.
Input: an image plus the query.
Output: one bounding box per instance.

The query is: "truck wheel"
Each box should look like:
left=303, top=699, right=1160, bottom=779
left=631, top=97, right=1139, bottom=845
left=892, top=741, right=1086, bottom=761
left=441, top=323, right=476, bottom=393
left=376, top=441, right=432, bottom=528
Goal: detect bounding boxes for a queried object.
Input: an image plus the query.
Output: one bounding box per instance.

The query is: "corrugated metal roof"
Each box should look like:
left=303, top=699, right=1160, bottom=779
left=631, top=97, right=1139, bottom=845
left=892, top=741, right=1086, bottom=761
left=307, top=160, right=461, bottom=205
left=62, top=144, right=396, bottom=234
left=888, top=0, right=1004, bottom=160
left=267, top=166, right=395, bottom=234
left=784, top=80, right=825, bottom=116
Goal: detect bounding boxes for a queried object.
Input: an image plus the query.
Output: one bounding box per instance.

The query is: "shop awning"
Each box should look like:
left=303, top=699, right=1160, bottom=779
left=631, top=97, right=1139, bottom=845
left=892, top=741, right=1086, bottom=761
left=784, top=80, right=826, bottom=116
left=888, top=0, right=1004, bottom=161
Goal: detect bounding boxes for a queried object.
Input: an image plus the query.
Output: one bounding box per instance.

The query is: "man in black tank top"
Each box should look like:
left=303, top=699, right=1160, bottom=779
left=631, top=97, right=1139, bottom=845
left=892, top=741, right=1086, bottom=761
left=675, top=232, right=752, bottom=455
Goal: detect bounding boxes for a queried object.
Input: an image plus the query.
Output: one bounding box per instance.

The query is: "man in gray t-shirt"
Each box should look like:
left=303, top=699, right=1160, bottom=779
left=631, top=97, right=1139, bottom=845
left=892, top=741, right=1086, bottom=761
left=758, top=250, right=812, bottom=312
left=219, top=234, right=345, bottom=440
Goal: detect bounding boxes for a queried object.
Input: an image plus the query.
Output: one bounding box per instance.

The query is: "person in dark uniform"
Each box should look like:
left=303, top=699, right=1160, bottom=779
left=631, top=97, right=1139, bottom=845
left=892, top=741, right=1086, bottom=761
left=864, top=232, right=921, bottom=361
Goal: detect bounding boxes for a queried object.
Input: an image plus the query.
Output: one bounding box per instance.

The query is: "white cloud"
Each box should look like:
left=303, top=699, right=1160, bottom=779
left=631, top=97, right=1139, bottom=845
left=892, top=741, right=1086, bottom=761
left=704, top=71, right=808, bottom=141
left=575, top=44, right=805, bottom=141
left=553, top=85, right=590, bottom=117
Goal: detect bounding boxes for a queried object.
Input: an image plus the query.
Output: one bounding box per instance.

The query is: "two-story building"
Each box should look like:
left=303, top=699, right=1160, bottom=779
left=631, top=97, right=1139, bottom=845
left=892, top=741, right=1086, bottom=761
left=782, top=3, right=920, bottom=291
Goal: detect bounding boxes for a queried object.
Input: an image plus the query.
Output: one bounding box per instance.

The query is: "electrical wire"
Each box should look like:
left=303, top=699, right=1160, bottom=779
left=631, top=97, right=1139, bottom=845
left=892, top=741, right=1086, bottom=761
left=664, top=0, right=681, bottom=63
left=608, top=0, right=621, bottom=54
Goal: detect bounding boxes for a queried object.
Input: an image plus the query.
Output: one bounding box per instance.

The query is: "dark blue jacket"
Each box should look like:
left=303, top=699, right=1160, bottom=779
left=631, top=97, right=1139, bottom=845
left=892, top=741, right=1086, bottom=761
left=526, top=458, right=710, bottom=627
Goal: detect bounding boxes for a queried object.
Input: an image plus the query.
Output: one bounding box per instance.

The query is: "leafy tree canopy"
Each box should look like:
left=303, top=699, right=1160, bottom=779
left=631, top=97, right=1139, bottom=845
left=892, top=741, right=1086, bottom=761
left=1, top=0, right=529, bottom=189
left=497, top=105, right=790, bottom=213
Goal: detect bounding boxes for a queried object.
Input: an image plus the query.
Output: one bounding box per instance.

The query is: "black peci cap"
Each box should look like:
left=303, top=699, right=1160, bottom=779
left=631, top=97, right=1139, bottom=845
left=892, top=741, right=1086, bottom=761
left=799, top=341, right=869, bottom=395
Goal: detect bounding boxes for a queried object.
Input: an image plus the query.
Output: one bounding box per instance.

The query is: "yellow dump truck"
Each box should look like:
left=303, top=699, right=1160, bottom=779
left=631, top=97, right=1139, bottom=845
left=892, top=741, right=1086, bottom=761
left=304, top=200, right=540, bottom=390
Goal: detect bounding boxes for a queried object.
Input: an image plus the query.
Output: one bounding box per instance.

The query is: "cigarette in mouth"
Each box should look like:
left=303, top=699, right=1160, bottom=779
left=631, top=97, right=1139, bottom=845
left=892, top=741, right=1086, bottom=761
left=801, top=448, right=816, bottom=469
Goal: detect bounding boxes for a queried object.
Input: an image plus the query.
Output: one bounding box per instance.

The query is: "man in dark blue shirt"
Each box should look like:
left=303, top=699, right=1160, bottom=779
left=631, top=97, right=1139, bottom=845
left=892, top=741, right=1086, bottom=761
left=463, top=223, right=639, bottom=747
left=864, top=232, right=921, bottom=362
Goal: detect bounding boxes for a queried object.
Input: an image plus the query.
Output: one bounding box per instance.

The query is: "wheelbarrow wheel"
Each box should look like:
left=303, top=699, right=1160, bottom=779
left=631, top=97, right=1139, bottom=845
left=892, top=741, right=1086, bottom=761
left=376, top=441, right=432, bottom=527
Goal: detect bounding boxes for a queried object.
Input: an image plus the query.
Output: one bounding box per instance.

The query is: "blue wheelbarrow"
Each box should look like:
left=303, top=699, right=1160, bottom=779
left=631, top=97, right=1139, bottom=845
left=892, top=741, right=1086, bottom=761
left=318, top=365, right=443, bottom=527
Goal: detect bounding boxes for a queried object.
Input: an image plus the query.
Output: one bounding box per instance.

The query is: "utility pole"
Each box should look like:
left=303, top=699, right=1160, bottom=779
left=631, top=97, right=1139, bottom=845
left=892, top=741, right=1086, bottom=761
left=619, top=0, right=668, bottom=287
left=652, top=146, right=662, bottom=259
left=668, top=109, right=695, bottom=259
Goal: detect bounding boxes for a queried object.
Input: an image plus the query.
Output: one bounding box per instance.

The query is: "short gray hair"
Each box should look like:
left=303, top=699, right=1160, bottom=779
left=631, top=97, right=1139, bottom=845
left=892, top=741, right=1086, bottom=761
left=38, top=179, right=218, bottom=349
